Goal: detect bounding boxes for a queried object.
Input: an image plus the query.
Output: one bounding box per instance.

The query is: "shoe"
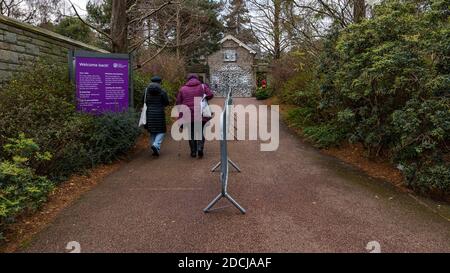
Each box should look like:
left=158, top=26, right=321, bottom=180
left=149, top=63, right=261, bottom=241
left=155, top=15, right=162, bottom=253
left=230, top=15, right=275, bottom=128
left=190, top=151, right=197, bottom=158
left=151, top=145, right=160, bottom=156
left=197, top=150, right=204, bottom=158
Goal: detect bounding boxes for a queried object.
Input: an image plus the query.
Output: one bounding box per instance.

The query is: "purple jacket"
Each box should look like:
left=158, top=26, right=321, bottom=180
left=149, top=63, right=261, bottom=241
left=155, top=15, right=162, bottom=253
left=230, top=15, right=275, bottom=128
left=176, top=77, right=214, bottom=122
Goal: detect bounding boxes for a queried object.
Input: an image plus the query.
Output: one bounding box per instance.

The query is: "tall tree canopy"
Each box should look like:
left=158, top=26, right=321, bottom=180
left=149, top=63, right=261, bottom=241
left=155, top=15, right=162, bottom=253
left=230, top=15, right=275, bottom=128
left=82, top=0, right=223, bottom=64
left=249, top=0, right=288, bottom=59
left=223, top=0, right=256, bottom=44
left=86, top=0, right=112, bottom=50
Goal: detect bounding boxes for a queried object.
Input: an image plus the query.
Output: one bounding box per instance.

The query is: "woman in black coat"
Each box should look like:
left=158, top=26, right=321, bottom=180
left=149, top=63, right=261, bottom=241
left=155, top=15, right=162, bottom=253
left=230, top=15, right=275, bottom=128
left=144, top=76, right=169, bottom=156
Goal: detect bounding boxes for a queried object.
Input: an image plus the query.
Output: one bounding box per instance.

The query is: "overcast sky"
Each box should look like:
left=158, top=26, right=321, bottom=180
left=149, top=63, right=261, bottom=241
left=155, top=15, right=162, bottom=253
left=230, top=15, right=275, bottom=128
left=66, top=0, right=383, bottom=19
left=68, top=0, right=90, bottom=16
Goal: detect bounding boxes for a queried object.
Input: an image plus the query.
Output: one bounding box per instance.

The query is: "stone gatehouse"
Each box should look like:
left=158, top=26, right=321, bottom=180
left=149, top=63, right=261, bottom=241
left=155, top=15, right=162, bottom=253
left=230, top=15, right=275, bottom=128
left=207, top=35, right=256, bottom=97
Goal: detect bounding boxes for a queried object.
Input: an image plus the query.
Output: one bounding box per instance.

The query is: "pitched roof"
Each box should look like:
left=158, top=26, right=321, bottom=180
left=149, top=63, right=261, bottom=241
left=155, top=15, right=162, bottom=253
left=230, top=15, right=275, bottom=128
left=219, top=34, right=257, bottom=54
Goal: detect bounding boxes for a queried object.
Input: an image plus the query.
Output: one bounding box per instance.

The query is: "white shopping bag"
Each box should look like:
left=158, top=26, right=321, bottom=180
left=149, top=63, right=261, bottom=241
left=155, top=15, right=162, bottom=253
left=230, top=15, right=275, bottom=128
left=200, top=84, right=212, bottom=118
left=138, top=88, right=148, bottom=127
left=201, top=94, right=212, bottom=118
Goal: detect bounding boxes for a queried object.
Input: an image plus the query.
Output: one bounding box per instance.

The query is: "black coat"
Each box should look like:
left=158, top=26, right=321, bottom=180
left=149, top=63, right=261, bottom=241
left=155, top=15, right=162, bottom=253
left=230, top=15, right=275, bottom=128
left=144, top=83, right=169, bottom=133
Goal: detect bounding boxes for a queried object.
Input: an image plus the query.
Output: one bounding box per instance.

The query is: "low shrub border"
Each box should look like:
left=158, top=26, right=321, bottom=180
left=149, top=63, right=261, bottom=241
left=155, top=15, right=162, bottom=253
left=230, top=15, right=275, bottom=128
left=0, top=60, right=144, bottom=243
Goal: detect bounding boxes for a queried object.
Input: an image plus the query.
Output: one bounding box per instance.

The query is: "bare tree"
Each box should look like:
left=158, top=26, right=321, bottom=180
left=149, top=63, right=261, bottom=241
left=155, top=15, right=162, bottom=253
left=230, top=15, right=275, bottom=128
left=291, top=0, right=353, bottom=28
left=135, top=0, right=218, bottom=64
left=0, top=0, right=34, bottom=22
left=29, top=0, right=65, bottom=25
left=249, top=0, right=289, bottom=59
left=282, top=1, right=324, bottom=58
left=0, top=0, right=64, bottom=24
left=70, top=0, right=173, bottom=55
left=278, top=0, right=369, bottom=58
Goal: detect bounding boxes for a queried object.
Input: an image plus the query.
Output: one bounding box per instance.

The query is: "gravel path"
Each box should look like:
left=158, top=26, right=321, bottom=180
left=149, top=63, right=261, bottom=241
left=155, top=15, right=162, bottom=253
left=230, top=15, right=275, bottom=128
left=23, top=98, right=450, bottom=253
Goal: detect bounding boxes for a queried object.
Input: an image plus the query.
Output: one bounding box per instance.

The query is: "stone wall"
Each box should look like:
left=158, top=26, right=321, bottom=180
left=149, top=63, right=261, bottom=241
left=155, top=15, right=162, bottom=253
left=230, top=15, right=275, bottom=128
left=0, top=15, right=107, bottom=84
left=208, top=39, right=256, bottom=97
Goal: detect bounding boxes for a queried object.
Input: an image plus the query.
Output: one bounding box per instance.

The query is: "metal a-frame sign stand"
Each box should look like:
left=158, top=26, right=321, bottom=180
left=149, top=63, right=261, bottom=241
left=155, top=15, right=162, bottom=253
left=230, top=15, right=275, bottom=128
left=204, top=88, right=246, bottom=214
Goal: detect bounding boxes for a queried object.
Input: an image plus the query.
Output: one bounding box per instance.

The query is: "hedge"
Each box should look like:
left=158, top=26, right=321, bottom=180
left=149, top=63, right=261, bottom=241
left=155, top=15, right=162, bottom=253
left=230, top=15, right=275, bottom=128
left=0, top=60, right=143, bottom=242
left=279, top=0, right=449, bottom=198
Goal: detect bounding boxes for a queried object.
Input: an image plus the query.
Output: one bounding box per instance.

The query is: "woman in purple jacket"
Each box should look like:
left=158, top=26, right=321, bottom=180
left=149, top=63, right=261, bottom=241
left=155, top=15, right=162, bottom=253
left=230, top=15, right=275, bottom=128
left=176, top=74, right=214, bottom=158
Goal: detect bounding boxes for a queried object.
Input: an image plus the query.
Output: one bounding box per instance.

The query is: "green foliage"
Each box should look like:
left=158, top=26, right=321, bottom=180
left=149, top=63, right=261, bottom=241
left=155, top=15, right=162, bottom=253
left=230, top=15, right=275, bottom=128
left=54, top=16, right=94, bottom=44
left=391, top=98, right=449, bottom=162
left=271, top=50, right=317, bottom=102
left=0, top=59, right=141, bottom=181
left=0, top=59, right=142, bottom=242
left=184, top=0, right=224, bottom=64
left=303, top=124, right=347, bottom=148
left=279, top=70, right=318, bottom=107
left=40, top=111, right=140, bottom=181
left=327, top=0, right=450, bottom=195
left=280, top=0, right=450, bottom=197
left=255, top=87, right=271, bottom=100
left=161, top=80, right=180, bottom=104
left=133, top=72, right=148, bottom=109
left=223, top=0, right=256, bottom=45
left=286, top=107, right=315, bottom=128
left=0, top=134, right=55, bottom=240
left=88, top=111, right=141, bottom=165
left=402, top=163, right=450, bottom=197
left=86, top=0, right=112, bottom=51
left=133, top=72, right=179, bottom=110
left=286, top=108, right=346, bottom=148
left=0, top=59, right=90, bottom=180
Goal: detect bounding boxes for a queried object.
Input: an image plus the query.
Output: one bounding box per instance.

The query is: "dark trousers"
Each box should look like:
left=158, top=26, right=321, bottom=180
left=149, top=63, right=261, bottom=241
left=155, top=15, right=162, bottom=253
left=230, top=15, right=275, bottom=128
left=188, top=121, right=206, bottom=153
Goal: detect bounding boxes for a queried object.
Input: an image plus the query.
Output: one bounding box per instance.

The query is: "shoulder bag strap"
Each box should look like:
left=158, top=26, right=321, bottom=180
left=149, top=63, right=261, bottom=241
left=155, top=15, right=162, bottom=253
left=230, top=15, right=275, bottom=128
left=144, top=87, right=148, bottom=105
left=201, top=84, right=206, bottom=99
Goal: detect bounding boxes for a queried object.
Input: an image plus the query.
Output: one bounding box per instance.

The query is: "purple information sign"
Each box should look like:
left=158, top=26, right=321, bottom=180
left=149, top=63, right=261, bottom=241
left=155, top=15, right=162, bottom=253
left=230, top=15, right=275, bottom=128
left=75, top=57, right=129, bottom=114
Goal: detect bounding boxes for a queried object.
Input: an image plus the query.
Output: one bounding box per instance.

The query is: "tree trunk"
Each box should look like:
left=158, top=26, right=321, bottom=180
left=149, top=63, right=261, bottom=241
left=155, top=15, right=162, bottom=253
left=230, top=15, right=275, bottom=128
left=273, top=0, right=281, bottom=59
left=176, top=3, right=181, bottom=59
left=353, top=0, right=366, bottom=23
left=156, top=16, right=165, bottom=45
left=111, top=0, right=128, bottom=53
